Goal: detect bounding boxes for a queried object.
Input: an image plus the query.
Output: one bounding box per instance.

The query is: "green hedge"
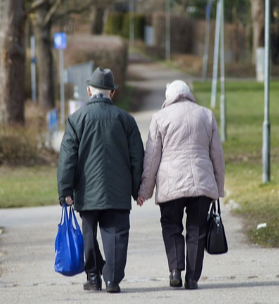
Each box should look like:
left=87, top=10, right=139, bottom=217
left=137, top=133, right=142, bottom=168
left=153, top=12, right=194, bottom=53
left=122, top=13, right=146, bottom=40
left=105, top=12, right=123, bottom=36
left=105, top=12, right=146, bottom=41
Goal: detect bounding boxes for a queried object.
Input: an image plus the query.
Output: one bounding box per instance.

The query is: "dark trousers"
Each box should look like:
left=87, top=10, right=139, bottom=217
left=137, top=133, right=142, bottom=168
left=80, top=209, right=130, bottom=284
left=159, top=196, right=211, bottom=282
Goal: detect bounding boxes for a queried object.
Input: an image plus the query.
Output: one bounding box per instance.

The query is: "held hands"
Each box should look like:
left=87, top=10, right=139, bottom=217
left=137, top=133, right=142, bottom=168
left=137, top=196, right=146, bottom=207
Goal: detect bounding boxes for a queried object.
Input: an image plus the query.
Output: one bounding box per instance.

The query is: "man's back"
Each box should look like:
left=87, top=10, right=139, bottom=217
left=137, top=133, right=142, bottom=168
left=57, top=95, right=144, bottom=212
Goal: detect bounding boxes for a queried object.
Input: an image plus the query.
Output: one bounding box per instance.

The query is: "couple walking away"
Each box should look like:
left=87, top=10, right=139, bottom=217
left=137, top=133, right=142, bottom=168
left=57, top=67, right=225, bottom=293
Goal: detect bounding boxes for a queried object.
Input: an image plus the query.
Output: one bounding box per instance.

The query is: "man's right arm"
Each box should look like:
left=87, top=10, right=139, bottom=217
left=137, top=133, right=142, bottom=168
left=57, top=118, right=79, bottom=206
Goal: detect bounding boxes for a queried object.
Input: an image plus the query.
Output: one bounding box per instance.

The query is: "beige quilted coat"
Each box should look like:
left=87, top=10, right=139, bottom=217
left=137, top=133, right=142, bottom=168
left=138, top=92, right=225, bottom=204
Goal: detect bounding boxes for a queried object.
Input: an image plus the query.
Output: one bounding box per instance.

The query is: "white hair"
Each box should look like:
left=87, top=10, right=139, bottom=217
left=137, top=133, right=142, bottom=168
left=88, top=86, right=111, bottom=98
left=165, top=80, right=190, bottom=99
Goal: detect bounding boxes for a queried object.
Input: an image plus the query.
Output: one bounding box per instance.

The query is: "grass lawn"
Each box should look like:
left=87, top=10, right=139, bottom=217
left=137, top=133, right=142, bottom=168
left=0, top=166, right=58, bottom=208
left=193, top=80, right=279, bottom=247
left=0, top=86, right=135, bottom=211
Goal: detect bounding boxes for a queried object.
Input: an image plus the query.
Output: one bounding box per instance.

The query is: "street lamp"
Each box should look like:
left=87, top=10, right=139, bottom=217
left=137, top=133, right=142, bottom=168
left=220, top=0, right=227, bottom=142
left=129, top=0, right=134, bottom=45
left=210, top=0, right=226, bottom=142
left=262, top=0, right=271, bottom=183
left=166, top=0, right=170, bottom=61
left=202, top=0, right=214, bottom=80
left=210, top=0, right=221, bottom=109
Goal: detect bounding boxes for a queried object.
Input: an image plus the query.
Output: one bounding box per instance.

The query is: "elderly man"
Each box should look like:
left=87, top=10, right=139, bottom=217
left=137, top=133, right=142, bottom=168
left=57, top=67, right=144, bottom=293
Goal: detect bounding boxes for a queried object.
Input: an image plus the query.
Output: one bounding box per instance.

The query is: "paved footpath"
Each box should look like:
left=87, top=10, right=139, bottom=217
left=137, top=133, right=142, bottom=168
left=1, top=54, right=279, bottom=304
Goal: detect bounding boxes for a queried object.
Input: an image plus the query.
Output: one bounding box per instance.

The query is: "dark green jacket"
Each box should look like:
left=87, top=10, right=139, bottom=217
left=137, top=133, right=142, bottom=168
left=57, top=96, right=144, bottom=212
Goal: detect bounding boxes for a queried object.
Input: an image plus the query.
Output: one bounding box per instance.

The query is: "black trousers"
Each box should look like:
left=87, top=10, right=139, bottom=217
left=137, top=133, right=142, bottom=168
left=159, top=196, right=211, bottom=282
left=80, top=209, right=130, bottom=284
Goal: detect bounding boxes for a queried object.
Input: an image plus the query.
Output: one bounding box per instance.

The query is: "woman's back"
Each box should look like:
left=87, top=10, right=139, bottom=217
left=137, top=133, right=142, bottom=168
left=139, top=92, right=225, bottom=204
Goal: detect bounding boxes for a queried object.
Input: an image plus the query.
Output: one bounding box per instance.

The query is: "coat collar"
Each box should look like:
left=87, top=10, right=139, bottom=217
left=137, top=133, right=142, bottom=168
left=87, top=95, right=113, bottom=106
left=161, top=92, right=196, bottom=109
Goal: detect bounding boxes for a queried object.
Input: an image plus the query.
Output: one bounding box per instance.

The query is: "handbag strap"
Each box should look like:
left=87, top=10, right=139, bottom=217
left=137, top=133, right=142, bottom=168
left=216, top=199, right=221, bottom=217
left=208, top=199, right=222, bottom=220
left=60, top=203, right=69, bottom=227
left=69, top=205, right=81, bottom=231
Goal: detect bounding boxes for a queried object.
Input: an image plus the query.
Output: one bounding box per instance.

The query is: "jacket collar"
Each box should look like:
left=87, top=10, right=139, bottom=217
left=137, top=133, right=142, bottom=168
left=87, top=95, right=113, bottom=106
left=161, top=92, right=196, bottom=109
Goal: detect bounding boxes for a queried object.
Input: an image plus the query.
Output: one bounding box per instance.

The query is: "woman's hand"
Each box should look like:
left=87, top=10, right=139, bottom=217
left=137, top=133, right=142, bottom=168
left=137, top=196, right=146, bottom=207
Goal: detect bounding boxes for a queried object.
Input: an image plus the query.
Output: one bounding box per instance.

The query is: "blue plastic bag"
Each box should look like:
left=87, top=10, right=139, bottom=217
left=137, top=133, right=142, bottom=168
left=54, top=203, right=84, bottom=276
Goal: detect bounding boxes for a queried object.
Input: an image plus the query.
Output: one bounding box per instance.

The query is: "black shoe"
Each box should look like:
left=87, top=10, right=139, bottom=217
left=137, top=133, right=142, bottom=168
left=184, top=279, right=198, bottom=290
left=106, top=281, right=121, bottom=293
left=169, top=269, right=182, bottom=287
left=83, top=273, right=102, bottom=291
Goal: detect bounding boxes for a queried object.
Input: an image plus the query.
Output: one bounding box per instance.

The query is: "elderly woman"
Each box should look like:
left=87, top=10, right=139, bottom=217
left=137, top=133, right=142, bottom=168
left=137, top=80, right=225, bottom=290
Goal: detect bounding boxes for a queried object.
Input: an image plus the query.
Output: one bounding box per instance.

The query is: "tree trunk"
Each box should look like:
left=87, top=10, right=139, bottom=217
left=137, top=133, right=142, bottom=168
left=33, top=2, right=55, bottom=110
left=0, top=0, right=9, bottom=123
left=250, top=0, right=265, bottom=64
left=91, top=7, right=105, bottom=35
left=4, top=0, right=26, bottom=125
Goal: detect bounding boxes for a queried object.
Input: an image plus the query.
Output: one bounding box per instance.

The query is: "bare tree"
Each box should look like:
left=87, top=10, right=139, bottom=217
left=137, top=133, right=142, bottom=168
left=91, top=7, right=106, bottom=34
left=31, top=0, right=63, bottom=110
left=31, top=0, right=105, bottom=110
left=250, top=0, right=265, bottom=63
left=3, top=0, right=47, bottom=125
left=2, top=0, right=96, bottom=124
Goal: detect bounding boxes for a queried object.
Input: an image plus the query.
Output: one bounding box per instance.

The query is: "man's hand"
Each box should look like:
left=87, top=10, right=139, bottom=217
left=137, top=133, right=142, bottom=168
left=137, top=196, right=146, bottom=207
left=65, top=196, right=74, bottom=206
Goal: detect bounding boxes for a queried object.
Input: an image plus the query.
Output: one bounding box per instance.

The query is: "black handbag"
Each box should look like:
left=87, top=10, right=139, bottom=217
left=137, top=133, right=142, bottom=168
left=205, top=199, right=228, bottom=254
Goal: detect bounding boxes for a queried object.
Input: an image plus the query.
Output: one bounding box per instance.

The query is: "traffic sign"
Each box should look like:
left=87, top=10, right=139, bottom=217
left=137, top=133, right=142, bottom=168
left=54, top=32, right=67, bottom=49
